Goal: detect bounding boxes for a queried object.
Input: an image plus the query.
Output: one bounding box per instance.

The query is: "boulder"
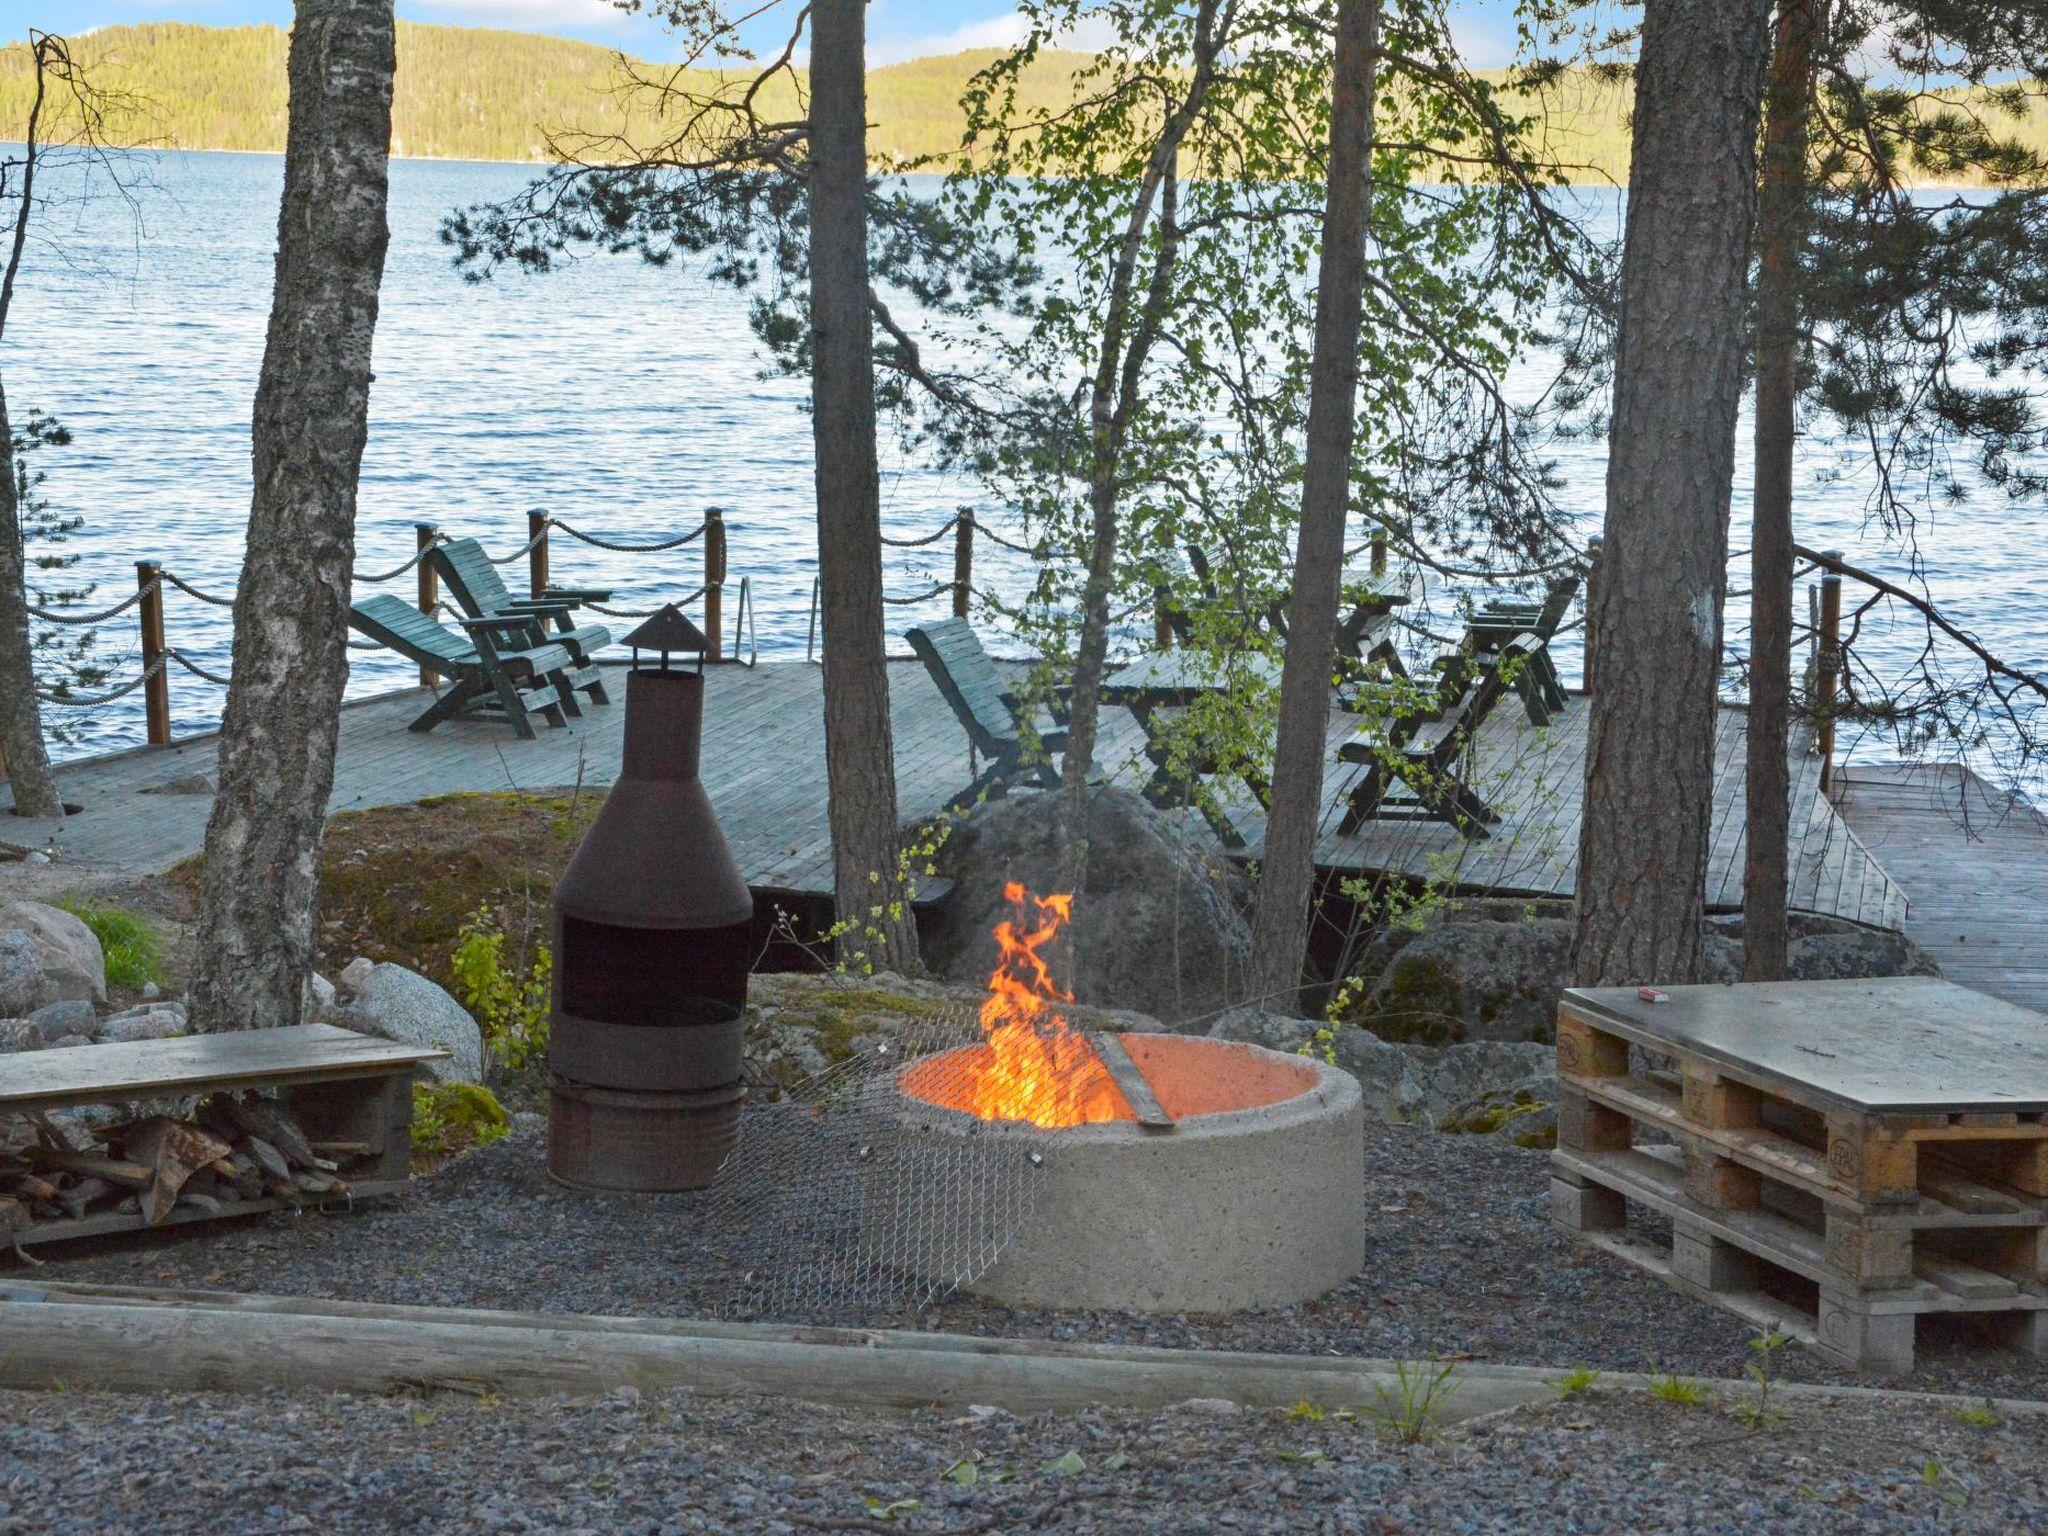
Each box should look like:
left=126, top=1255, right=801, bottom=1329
left=0, top=901, right=106, bottom=1006
left=0, top=931, right=43, bottom=1018
left=926, top=787, right=1252, bottom=1025
left=1342, top=902, right=1936, bottom=1045
left=338, top=957, right=377, bottom=995
left=0, top=1019, right=38, bottom=1054
left=25, top=999, right=96, bottom=1045
left=340, top=963, right=483, bottom=1084
left=305, top=972, right=338, bottom=1017
left=98, top=1010, right=185, bottom=1044
left=1207, top=1006, right=1553, bottom=1131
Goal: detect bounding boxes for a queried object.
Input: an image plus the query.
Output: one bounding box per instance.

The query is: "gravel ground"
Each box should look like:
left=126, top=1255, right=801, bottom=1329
left=3, top=1380, right=2044, bottom=1534
left=28, top=1118, right=2048, bottom=1401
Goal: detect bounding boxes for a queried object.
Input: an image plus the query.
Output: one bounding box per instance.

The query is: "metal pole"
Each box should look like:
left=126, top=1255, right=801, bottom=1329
left=1582, top=534, right=1604, bottom=693
left=1817, top=549, right=1843, bottom=796
left=952, top=513, right=973, bottom=620
left=137, top=561, right=171, bottom=748
left=527, top=509, right=550, bottom=600
left=704, top=507, right=727, bottom=663
left=415, top=523, right=439, bottom=687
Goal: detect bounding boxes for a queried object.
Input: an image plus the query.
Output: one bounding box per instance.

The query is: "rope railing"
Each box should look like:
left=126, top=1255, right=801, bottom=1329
left=36, top=655, right=166, bottom=709
left=166, top=648, right=234, bottom=688
left=878, top=511, right=962, bottom=548
left=551, top=518, right=711, bottom=553
left=26, top=579, right=159, bottom=626
left=587, top=587, right=708, bottom=620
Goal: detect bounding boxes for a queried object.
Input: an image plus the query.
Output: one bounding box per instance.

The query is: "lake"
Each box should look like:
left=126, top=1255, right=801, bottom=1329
left=11, top=150, right=2045, bottom=782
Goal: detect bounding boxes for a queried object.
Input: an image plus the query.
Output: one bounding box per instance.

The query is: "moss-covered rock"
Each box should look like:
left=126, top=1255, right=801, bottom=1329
left=412, top=1081, right=511, bottom=1165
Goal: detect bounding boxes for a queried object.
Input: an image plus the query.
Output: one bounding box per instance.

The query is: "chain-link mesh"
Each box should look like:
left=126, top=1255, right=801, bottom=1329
left=687, top=1003, right=1052, bottom=1322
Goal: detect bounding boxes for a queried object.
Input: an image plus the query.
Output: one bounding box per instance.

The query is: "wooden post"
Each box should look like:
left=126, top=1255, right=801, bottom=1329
left=414, top=523, right=439, bottom=687
left=1817, top=548, right=1843, bottom=795
left=1370, top=527, right=1388, bottom=577
left=1582, top=534, right=1604, bottom=693
left=1153, top=589, right=1174, bottom=650
left=704, top=507, right=727, bottom=663
left=527, top=509, right=550, bottom=601
left=137, top=561, right=171, bottom=748
left=952, top=512, right=974, bottom=620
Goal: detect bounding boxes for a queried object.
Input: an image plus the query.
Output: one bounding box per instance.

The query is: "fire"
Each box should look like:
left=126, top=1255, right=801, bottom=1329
left=962, top=882, right=1130, bottom=1128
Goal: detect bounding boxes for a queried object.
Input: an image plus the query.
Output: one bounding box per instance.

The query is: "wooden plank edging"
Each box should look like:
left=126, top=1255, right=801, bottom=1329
left=2, top=1282, right=2045, bottom=1419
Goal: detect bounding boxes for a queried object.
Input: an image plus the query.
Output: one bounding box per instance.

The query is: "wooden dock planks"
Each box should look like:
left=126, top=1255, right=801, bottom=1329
left=21, top=664, right=1906, bottom=933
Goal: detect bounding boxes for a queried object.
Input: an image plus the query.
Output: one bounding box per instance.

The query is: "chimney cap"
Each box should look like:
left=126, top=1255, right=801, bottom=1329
left=623, top=605, right=710, bottom=668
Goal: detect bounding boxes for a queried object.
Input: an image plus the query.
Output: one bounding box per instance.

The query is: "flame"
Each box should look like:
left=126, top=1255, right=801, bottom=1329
left=958, top=882, right=1129, bottom=1128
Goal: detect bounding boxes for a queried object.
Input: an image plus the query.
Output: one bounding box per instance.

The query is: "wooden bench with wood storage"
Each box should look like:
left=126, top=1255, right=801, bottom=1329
left=0, top=1024, right=445, bottom=1249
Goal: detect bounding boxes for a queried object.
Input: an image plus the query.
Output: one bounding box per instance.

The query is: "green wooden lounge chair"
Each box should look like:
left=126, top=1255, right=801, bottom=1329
left=1333, top=634, right=1548, bottom=837
left=907, top=618, right=1069, bottom=809
left=348, top=593, right=575, bottom=740
left=428, top=536, right=613, bottom=714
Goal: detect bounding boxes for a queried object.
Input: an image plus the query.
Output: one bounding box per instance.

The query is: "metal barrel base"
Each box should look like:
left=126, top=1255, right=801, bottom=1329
left=547, top=1077, right=747, bottom=1192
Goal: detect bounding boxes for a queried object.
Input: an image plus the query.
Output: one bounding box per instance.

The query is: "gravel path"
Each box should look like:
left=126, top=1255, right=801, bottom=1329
left=29, top=1118, right=2048, bottom=1401
left=3, top=1381, right=2044, bottom=1534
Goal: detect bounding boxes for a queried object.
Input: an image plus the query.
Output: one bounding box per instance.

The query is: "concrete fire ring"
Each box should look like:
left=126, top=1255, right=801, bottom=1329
left=881, top=1033, right=1366, bottom=1314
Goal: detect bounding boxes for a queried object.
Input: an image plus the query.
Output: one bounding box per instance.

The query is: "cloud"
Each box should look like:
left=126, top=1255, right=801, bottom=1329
left=869, top=7, right=1116, bottom=68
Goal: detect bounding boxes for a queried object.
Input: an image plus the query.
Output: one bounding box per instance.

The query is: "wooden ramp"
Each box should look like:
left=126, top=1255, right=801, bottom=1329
left=16, top=662, right=1903, bottom=930
left=1833, top=762, right=2048, bottom=1013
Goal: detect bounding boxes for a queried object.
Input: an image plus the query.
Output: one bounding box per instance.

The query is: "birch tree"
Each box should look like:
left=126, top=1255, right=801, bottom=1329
left=189, top=0, right=396, bottom=1033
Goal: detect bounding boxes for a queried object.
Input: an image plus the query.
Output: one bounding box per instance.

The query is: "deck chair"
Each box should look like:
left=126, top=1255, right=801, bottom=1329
left=348, top=593, right=576, bottom=740
left=428, top=537, right=613, bottom=714
left=1333, top=634, right=1547, bottom=837
left=907, top=618, right=1069, bottom=810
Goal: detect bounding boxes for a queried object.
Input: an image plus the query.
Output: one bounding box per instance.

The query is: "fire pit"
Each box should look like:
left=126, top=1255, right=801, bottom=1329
left=873, top=886, right=1366, bottom=1314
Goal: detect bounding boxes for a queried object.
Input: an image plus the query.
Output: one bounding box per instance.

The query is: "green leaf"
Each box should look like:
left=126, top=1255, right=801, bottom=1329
left=942, top=1458, right=979, bottom=1487
left=1044, top=1450, right=1086, bottom=1476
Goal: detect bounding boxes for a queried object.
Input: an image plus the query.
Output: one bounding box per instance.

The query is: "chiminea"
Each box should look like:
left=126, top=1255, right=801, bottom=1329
left=547, top=606, right=753, bottom=1191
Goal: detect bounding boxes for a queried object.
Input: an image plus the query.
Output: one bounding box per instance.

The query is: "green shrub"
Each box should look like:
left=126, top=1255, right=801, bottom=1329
left=412, top=1081, right=511, bottom=1160
left=450, top=906, right=551, bottom=1073
left=57, top=901, right=161, bottom=990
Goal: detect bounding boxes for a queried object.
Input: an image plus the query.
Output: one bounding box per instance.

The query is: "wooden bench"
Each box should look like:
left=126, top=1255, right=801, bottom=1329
left=0, top=1024, right=444, bottom=1249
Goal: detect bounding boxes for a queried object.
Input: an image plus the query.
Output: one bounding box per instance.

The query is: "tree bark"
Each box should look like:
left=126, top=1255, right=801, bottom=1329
left=0, top=42, right=64, bottom=819
left=810, top=0, right=918, bottom=973
left=1248, top=0, right=1381, bottom=1010
left=1571, top=0, right=1771, bottom=987
left=1743, top=0, right=1825, bottom=983
left=188, top=0, right=395, bottom=1033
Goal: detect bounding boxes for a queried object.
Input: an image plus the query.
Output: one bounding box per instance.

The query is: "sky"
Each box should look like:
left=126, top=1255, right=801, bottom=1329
left=6, top=0, right=1526, bottom=69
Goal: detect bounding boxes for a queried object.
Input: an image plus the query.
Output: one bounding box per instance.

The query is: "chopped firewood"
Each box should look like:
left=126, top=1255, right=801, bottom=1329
left=58, top=1176, right=110, bottom=1219
left=25, top=1112, right=86, bottom=1155
left=30, top=1149, right=152, bottom=1190
left=206, top=1158, right=237, bottom=1179
left=177, top=1190, right=223, bottom=1215
left=122, top=1117, right=235, bottom=1226
left=222, top=1096, right=319, bottom=1169
left=294, top=1170, right=348, bottom=1196
left=243, top=1136, right=293, bottom=1184
left=310, top=1141, right=373, bottom=1162
left=224, top=1151, right=264, bottom=1201
left=0, top=1197, right=27, bottom=1235
left=3, top=1173, right=58, bottom=1203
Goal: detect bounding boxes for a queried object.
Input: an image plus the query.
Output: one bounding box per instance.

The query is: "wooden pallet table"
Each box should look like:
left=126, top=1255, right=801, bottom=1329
left=1550, top=977, right=2048, bottom=1372
left=0, top=1024, right=444, bottom=1248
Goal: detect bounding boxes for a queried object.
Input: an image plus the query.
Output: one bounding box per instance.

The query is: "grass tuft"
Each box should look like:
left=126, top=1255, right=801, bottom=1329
left=57, top=901, right=162, bottom=990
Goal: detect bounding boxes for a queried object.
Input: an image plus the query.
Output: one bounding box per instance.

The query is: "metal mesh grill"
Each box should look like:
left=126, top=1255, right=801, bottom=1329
left=687, top=1005, right=1048, bottom=1321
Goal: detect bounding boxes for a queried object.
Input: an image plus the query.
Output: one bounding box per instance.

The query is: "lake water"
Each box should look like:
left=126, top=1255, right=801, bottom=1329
left=12, top=150, right=2046, bottom=782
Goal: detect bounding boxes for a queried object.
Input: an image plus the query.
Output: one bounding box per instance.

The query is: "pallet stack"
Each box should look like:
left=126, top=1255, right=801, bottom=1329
left=1550, top=977, right=2048, bottom=1372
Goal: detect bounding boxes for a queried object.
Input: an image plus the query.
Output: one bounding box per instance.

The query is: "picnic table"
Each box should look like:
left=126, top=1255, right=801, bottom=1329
left=1102, top=650, right=1282, bottom=846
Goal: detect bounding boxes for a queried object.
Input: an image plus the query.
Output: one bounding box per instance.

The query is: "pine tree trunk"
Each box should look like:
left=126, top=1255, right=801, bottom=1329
left=0, top=384, right=64, bottom=819
left=1743, top=0, right=1825, bottom=983
left=810, top=0, right=918, bottom=973
left=188, top=0, right=395, bottom=1033
left=1572, top=0, right=1771, bottom=987
left=1248, top=0, right=1380, bottom=1011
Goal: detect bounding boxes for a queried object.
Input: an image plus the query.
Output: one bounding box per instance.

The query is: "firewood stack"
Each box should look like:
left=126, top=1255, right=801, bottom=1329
left=0, top=1093, right=373, bottom=1237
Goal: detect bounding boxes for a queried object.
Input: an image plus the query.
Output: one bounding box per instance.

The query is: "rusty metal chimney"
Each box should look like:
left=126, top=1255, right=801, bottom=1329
left=547, top=607, right=753, bottom=1191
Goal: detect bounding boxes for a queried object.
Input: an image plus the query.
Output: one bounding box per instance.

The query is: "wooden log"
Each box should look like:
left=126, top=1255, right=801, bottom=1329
left=30, top=1150, right=151, bottom=1190
left=0, top=1286, right=1554, bottom=1420
left=221, top=1095, right=319, bottom=1169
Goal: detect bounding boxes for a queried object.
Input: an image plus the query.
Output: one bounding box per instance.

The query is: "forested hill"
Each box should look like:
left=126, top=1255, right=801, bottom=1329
left=2, top=21, right=2038, bottom=181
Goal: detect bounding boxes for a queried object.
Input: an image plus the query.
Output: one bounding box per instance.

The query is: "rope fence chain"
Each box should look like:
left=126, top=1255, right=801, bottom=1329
left=36, top=655, right=167, bottom=708
left=588, top=586, right=708, bottom=620
left=878, top=512, right=962, bottom=548
left=166, top=649, right=235, bottom=688
left=158, top=569, right=237, bottom=608
left=26, top=578, right=160, bottom=626
left=552, top=519, right=710, bottom=554
left=352, top=544, right=437, bottom=584
left=880, top=581, right=958, bottom=608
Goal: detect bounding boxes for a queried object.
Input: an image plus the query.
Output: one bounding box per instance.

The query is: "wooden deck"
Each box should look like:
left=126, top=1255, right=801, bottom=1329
left=1833, top=762, right=2048, bottom=1013
left=11, top=659, right=1909, bottom=931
